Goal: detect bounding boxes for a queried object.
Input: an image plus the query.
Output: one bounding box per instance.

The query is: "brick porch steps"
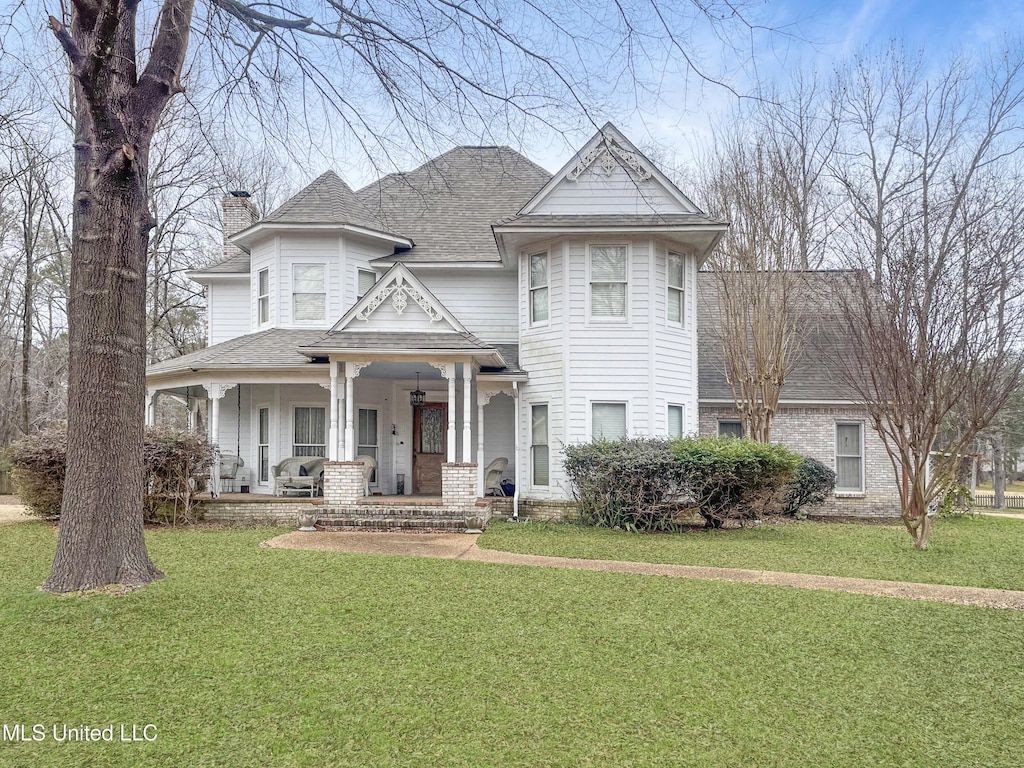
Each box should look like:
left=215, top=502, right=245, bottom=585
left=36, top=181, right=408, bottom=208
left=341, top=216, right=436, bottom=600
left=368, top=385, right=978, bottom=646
left=317, top=517, right=469, bottom=532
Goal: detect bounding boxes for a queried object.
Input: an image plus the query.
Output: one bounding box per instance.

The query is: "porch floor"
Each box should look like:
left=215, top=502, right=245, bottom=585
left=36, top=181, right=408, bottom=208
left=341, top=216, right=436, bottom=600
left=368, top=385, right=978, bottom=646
left=200, top=492, right=445, bottom=505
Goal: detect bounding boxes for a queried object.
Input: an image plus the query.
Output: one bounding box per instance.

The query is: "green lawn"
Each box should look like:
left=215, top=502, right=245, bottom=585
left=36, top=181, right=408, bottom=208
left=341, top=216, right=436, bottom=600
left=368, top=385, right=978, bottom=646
left=480, top=515, right=1024, bottom=591
left=2, top=522, right=1024, bottom=767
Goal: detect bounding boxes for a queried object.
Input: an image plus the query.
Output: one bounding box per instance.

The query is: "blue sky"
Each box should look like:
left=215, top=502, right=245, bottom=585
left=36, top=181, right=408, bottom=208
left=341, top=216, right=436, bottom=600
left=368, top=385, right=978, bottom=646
left=527, top=0, right=1024, bottom=176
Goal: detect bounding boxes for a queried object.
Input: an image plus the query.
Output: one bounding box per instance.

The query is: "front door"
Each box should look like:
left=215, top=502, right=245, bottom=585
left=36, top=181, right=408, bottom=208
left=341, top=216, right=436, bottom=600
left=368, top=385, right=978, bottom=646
left=413, top=403, right=447, bottom=494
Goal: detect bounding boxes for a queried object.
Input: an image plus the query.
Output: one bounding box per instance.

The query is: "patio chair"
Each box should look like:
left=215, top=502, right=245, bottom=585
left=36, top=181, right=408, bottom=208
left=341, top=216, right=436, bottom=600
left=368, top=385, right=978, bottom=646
left=273, top=457, right=324, bottom=497
left=484, top=457, right=509, bottom=496
left=218, top=455, right=245, bottom=493
left=355, top=454, right=377, bottom=496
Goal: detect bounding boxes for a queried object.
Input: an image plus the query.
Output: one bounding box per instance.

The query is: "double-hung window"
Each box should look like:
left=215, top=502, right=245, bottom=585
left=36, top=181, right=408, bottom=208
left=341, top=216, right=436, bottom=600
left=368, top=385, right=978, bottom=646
left=529, top=253, right=549, bottom=324
left=589, top=245, right=627, bottom=319
left=293, top=264, right=326, bottom=322
left=592, top=402, right=627, bottom=440
left=531, top=405, right=549, bottom=486
left=835, top=423, right=864, bottom=493
left=667, top=405, right=684, bottom=438
left=667, top=252, right=685, bottom=326
left=258, top=407, right=270, bottom=483
left=257, top=269, right=270, bottom=325
left=293, top=407, right=326, bottom=457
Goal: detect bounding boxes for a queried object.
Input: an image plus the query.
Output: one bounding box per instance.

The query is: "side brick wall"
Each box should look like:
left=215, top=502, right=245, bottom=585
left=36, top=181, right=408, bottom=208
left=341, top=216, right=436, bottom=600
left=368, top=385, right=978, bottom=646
left=699, top=404, right=899, bottom=518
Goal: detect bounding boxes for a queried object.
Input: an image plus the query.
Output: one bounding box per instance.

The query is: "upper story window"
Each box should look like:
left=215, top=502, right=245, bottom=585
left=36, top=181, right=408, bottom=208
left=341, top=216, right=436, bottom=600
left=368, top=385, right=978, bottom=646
left=529, top=252, right=549, bottom=325
left=836, top=422, right=865, bottom=494
left=592, top=402, right=627, bottom=440
left=257, top=268, right=270, bottom=325
left=358, top=268, right=377, bottom=299
left=589, top=245, right=627, bottom=319
left=293, top=264, right=326, bottom=322
left=667, top=252, right=685, bottom=326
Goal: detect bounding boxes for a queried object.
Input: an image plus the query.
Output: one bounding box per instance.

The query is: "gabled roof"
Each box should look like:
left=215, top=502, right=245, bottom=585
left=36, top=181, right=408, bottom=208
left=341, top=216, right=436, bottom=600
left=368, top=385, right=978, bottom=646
left=357, top=146, right=551, bottom=264
left=329, top=262, right=469, bottom=334
left=264, top=170, right=387, bottom=231
left=518, top=122, right=703, bottom=217
left=697, top=271, right=859, bottom=402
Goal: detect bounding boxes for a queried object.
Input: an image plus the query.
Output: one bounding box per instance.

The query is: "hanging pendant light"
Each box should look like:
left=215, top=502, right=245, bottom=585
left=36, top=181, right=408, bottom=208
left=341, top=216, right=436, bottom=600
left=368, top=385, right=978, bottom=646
left=410, top=371, right=426, bottom=406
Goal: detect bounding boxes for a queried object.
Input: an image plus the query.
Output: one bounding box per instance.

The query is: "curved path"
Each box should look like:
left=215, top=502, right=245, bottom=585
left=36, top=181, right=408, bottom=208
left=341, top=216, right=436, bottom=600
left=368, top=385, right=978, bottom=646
left=264, top=530, right=1024, bottom=611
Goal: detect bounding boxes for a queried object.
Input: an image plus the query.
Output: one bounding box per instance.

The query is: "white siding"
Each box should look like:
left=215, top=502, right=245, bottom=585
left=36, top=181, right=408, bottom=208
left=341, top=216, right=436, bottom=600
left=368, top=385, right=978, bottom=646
left=207, top=278, right=251, bottom=345
left=213, top=384, right=252, bottom=472
left=418, top=270, right=518, bottom=342
left=517, top=237, right=700, bottom=500
left=532, top=166, right=688, bottom=216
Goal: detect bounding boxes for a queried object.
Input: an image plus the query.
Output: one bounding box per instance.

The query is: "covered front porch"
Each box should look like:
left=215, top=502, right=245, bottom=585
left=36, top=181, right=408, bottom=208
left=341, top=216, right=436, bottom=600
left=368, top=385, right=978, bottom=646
left=147, top=356, right=523, bottom=507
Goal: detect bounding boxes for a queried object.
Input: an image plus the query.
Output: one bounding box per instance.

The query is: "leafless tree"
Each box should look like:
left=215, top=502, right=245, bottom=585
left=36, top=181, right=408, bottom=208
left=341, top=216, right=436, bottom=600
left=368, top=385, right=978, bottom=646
left=699, top=83, right=836, bottom=441
left=28, top=0, right=773, bottom=592
left=831, top=44, right=1024, bottom=549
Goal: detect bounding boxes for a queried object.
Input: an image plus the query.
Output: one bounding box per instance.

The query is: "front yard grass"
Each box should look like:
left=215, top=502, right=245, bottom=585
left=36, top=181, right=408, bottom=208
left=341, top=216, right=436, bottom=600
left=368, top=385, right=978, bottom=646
left=2, top=521, right=1024, bottom=767
left=479, top=515, right=1024, bottom=591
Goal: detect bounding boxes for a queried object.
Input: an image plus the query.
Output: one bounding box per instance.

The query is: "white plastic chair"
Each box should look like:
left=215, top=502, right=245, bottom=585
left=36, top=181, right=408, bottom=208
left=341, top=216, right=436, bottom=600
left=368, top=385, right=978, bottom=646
left=355, top=454, right=377, bottom=496
left=484, top=457, right=509, bottom=496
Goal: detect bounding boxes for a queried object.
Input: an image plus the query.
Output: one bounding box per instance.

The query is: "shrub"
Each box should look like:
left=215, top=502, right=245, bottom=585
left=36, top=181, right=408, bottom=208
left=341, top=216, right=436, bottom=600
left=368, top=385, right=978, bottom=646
left=783, top=457, right=836, bottom=519
left=5, top=425, right=67, bottom=519
left=563, top=438, right=689, bottom=531
left=670, top=436, right=803, bottom=527
left=6, top=425, right=214, bottom=524
left=143, top=426, right=216, bottom=524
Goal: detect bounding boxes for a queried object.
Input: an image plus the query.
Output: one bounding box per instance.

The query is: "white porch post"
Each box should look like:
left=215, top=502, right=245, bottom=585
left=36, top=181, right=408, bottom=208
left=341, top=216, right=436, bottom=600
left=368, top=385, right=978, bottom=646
left=144, top=389, right=156, bottom=427
left=344, top=369, right=355, bottom=461
left=329, top=361, right=340, bottom=461
left=207, top=383, right=228, bottom=497
left=446, top=366, right=456, bottom=463
left=476, top=394, right=486, bottom=495
left=462, top=362, right=473, bottom=463
left=344, top=362, right=369, bottom=461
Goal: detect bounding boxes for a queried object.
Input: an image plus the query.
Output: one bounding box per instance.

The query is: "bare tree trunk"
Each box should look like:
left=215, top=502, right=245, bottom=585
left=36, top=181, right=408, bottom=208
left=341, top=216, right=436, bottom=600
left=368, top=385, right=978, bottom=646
left=993, top=436, right=1006, bottom=510
left=43, top=0, right=194, bottom=592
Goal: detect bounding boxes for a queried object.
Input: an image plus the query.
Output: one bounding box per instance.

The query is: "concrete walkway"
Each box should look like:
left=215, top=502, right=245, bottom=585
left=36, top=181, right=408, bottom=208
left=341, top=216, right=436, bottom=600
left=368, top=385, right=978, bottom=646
left=264, top=530, right=1024, bottom=611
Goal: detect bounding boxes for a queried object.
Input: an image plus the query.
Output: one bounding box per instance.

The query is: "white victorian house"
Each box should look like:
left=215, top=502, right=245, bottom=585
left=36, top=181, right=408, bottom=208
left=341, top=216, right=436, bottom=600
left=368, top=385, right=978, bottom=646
left=145, top=124, right=724, bottom=516
left=146, top=123, right=899, bottom=522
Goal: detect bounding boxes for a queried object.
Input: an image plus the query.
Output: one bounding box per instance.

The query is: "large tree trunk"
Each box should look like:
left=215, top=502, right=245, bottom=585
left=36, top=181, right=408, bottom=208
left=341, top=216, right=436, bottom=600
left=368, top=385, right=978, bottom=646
left=993, top=436, right=1006, bottom=510
left=42, top=0, right=193, bottom=592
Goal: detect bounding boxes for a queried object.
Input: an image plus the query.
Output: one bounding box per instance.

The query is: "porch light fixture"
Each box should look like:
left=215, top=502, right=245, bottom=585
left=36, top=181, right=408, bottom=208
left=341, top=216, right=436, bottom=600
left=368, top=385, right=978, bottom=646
left=410, top=372, right=426, bottom=407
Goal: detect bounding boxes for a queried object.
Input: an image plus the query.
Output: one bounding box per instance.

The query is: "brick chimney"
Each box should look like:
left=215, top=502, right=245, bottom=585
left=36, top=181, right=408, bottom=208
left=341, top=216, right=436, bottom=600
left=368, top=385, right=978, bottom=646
left=222, top=190, right=259, bottom=259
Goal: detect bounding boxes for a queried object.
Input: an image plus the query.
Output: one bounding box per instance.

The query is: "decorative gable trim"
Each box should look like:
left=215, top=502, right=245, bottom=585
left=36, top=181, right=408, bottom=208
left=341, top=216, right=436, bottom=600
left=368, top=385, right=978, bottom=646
left=566, top=138, right=652, bottom=182
left=518, top=122, right=702, bottom=216
left=330, top=262, right=468, bottom=333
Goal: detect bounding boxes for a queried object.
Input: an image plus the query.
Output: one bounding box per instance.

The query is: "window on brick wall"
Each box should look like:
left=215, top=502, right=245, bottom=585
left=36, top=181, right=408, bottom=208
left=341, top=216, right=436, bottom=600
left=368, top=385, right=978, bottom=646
left=835, top=422, right=864, bottom=493
left=718, top=420, right=744, bottom=438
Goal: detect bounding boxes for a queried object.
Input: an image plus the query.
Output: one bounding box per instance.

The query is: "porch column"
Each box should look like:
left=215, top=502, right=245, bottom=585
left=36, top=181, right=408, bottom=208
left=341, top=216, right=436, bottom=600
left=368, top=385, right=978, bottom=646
left=329, top=361, right=340, bottom=461
left=446, top=366, right=456, bottom=463
left=144, top=388, right=156, bottom=427
left=206, top=383, right=229, bottom=497
left=476, top=391, right=488, bottom=495
left=344, top=362, right=370, bottom=461
left=344, top=370, right=355, bottom=462
left=462, top=363, right=473, bottom=463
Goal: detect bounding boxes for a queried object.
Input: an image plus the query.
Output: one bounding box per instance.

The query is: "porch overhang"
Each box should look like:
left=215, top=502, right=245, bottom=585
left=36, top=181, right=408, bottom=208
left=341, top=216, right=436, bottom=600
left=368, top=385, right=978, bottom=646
left=298, top=331, right=509, bottom=369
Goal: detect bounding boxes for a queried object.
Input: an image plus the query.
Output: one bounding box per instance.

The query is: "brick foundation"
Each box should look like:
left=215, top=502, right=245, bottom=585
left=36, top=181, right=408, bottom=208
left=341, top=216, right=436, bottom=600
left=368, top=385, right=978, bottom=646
left=489, top=497, right=579, bottom=521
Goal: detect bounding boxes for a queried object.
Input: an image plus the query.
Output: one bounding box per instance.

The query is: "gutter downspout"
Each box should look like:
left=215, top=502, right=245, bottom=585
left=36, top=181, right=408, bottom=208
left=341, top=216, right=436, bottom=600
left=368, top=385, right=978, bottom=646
left=513, top=380, right=520, bottom=520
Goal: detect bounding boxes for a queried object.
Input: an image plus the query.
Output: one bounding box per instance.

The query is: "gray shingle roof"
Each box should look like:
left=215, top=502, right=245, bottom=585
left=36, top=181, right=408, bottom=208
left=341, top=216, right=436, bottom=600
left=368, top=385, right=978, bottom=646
left=358, top=147, right=551, bottom=263
left=147, top=330, right=328, bottom=376
left=300, top=330, right=498, bottom=356
left=190, top=250, right=251, bottom=275
left=263, top=170, right=393, bottom=234
left=697, top=271, right=859, bottom=402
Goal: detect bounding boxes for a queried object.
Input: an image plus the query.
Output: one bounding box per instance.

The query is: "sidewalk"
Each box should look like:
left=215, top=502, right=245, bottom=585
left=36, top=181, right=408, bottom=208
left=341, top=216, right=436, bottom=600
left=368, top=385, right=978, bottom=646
left=264, top=530, right=1024, bottom=611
